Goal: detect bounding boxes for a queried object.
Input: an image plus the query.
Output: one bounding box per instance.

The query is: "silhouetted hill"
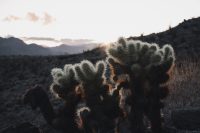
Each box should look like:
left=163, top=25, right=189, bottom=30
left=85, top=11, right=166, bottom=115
left=128, top=17, right=200, bottom=59
left=0, top=37, right=52, bottom=55
left=0, top=37, right=98, bottom=55
left=50, top=43, right=97, bottom=55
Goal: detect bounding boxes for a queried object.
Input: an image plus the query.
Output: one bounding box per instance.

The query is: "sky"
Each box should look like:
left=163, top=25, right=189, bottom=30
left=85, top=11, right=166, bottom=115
left=0, top=0, right=200, bottom=47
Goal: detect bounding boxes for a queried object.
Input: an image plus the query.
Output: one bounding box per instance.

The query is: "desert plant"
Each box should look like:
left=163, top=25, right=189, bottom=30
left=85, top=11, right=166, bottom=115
left=74, top=60, right=120, bottom=132
left=23, top=85, right=56, bottom=125
left=24, top=65, right=82, bottom=133
left=48, top=60, right=120, bottom=133
left=50, top=64, right=79, bottom=101
left=23, top=85, right=81, bottom=133
left=74, top=60, right=106, bottom=103
left=107, top=37, right=175, bottom=133
left=49, top=64, right=98, bottom=133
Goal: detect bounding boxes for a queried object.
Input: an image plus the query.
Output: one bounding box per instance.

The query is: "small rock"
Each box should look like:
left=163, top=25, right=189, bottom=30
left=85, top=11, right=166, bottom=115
left=171, top=108, right=200, bottom=130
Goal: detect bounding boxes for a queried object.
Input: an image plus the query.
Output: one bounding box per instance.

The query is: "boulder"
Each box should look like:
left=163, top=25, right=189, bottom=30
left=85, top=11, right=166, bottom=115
left=171, top=108, right=200, bottom=130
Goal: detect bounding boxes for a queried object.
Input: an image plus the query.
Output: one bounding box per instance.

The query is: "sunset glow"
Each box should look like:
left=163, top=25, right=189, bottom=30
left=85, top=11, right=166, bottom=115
left=0, top=0, right=200, bottom=46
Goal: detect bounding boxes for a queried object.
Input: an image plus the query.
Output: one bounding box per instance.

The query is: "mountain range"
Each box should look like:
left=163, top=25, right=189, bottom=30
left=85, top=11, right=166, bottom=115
left=0, top=37, right=98, bottom=55
left=0, top=17, right=200, bottom=57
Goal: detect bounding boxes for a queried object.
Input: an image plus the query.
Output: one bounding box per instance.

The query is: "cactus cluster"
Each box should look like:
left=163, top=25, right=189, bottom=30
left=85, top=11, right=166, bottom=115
left=107, top=37, right=175, bottom=133
left=107, top=37, right=175, bottom=77
left=25, top=37, right=175, bottom=133
left=49, top=59, right=119, bottom=133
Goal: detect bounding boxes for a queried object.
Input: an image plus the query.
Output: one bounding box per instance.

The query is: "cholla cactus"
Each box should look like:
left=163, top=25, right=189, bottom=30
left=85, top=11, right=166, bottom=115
left=50, top=64, right=78, bottom=100
left=107, top=37, right=175, bottom=133
left=107, top=37, right=175, bottom=77
left=75, top=102, right=91, bottom=129
left=74, top=60, right=106, bottom=92
left=74, top=60, right=119, bottom=132
left=74, top=60, right=108, bottom=110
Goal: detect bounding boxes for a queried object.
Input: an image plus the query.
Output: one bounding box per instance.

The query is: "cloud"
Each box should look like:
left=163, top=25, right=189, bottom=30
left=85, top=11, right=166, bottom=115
left=22, top=37, right=59, bottom=42
left=60, top=38, right=94, bottom=45
left=43, top=12, right=55, bottom=25
left=3, top=15, right=21, bottom=21
left=21, top=37, right=95, bottom=46
left=26, top=12, right=39, bottom=22
left=2, top=12, right=55, bottom=25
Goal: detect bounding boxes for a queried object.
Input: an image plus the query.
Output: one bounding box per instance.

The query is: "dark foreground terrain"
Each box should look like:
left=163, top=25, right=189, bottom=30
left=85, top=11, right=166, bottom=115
left=0, top=49, right=200, bottom=133
left=0, top=48, right=106, bottom=133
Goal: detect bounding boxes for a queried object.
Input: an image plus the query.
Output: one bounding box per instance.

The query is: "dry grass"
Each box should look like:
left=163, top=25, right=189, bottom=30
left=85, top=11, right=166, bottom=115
left=162, top=59, right=200, bottom=133
left=165, top=59, right=200, bottom=110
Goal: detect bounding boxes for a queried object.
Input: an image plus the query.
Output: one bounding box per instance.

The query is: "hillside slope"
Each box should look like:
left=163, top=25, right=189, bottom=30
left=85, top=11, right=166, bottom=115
left=129, top=17, right=200, bottom=59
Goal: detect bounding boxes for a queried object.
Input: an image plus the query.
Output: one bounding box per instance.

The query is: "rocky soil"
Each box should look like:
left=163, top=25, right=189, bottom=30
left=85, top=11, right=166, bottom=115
left=0, top=48, right=106, bottom=133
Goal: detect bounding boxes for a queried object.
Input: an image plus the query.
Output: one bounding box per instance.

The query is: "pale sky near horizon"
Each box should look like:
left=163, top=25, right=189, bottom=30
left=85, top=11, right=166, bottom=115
left=0, top=0, right=200, bottom=47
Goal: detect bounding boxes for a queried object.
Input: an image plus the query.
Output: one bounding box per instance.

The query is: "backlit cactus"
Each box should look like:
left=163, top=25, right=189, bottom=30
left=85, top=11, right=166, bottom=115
left=25, top=37, right=175, bottom=133
left=107, top=37, right=175, bottom=76
left=107, top=37, right=175, bottom=133
left=73, top=60, right=107, bottom=111
left=50, top=64, right=78, bottom=99
left=74, top=60, right=120, bottom=132
left=74, top=60, right=106, bottom=91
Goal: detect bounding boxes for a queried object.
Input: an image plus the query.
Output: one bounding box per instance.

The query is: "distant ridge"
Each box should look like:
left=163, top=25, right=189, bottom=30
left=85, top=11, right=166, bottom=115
left=0, top=37, right=97, bottom=56
left=128, top=17, right=200, bottom=59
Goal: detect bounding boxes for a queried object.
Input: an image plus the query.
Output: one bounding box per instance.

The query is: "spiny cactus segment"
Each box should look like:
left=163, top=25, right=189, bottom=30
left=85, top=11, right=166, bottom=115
left=74, top=60, right=106, bottom=88
left=50, top=64, right=78, bottom=99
